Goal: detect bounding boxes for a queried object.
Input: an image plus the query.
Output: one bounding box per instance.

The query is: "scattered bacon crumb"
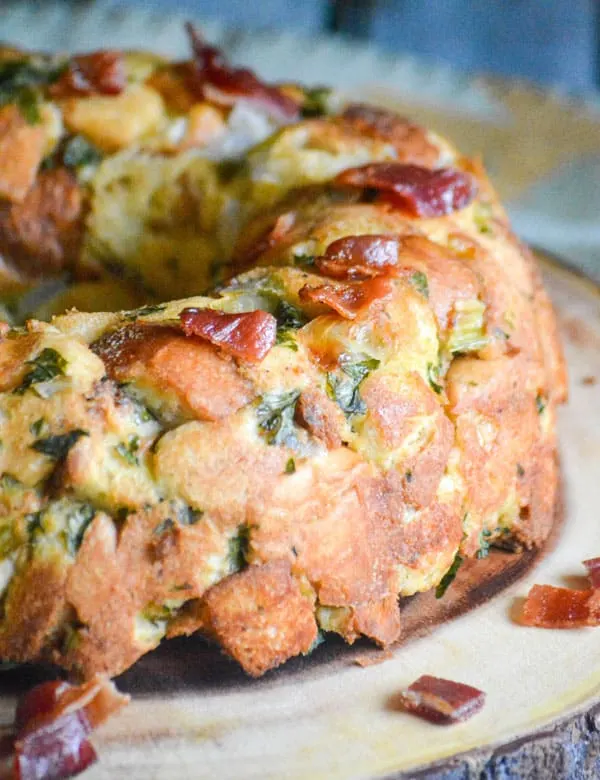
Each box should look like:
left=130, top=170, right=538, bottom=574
left=185, top=23, right=299, bottom=121
left=334, top=163, right=477, bottom=218
left=581, top=375, right=597, bottom=387
left=397, top=675, right=485, bottom=725
left=12, top=676, right=129, bottom=780
left=521, top=584, right=600, bottom=628
left=315, top=235, right=401, bottom=280
left=352, top=649, right=394, bottom=668
left=180, top=307, right=277, bottom=362
left=299, top=276, right=393, bottom=319
left=583, top=558, right=600, bottom=589
left=50, top=51, right=126, bottom=98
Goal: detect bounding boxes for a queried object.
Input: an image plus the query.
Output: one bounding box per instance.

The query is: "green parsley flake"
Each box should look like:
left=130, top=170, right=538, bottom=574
left=32, top=430, right=88, bottom=460
left=257, top=390, right=300, bottom=446
left=435, top=552, right=463, bottom=598
left=409, top=271, right=429, bottom=299
left=115, top=435, right=140, bottom=466
left=326, top=354, right=380, bottom=418
left=14, top=348, right=67, bottom=395
left=476, top=528, right=493, bottom=559
left=426, top=362, right=443, bottom=395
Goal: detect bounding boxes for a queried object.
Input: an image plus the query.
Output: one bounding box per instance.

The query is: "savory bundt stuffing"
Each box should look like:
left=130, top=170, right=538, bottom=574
left=0, top=28, right=566, bottom=678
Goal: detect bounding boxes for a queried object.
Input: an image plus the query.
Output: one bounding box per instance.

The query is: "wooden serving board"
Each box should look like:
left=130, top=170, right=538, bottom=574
left=0, top=255, right=599, bottom=779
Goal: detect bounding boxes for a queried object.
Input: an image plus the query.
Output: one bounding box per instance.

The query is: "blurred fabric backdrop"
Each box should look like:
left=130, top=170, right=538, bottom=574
left=6, top=0, right=598, bottom=92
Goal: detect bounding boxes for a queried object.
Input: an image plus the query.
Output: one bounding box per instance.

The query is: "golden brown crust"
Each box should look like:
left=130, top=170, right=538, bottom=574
left=200, top=560, right=318, bottom=677
left=92, top=324, right=254, bottom=423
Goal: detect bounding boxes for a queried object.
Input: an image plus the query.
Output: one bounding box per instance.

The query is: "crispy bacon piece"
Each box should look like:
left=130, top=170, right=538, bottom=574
left=180, top=307, right=277, bottom=362
left=299, top=276, right=393, bottom=319
left=185, top=23, right=299, bottom=121
left=341, top=104, right=440, bottom=166
left=583, top=558, right=600, bottom=589
left=334, top=163, right=477, bottom=218
left=397, top=675, right=485, bottom=725
left=50, top=51, right=126, bottom=98
left=315, top=235, right=401, bottom=280
left=521, top=584, right=600, bottom=628
left=12, top=676, right=129, bottom=780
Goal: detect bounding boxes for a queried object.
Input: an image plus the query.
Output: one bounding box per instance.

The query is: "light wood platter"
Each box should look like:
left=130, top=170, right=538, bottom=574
left=0, top=254, right=598, bottom=779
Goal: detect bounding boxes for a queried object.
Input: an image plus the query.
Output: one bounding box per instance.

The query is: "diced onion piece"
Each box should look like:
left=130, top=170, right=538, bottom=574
left=446, top=299, right=487, bottom=354
left=397, top=675, right=485, bottom=725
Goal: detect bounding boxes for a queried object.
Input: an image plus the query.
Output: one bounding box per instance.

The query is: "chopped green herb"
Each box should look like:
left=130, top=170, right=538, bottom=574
left=0, top=474, right=20, bottom=490
left=257, top=390, right=300, bottom=446
left=62, top=134, right=103, bottom=168
left=405, top=470, right=413, bottom=483
left=275, top=300, right=307, bottom=330
left=63, top=503, right=95, bottom=556
left=292, top=254, right=316, bottom=268
left=276, top=331, right=298, bottom=351
left=476, top=528, right=493, bottom=560
left=0, top=58, right=66, bottom=125
left=25, top=512, right=42, bottom=541
left=435, top=553, right=463, bottom=598
left=153, top=518, right=175, bottom=537
left=409, top=271, right=429, bottom=299
left=516, top=463, right=525, bottom=478
left=285, top=457, right=296, bottom=474
left=31, top=429, right=88, bottom=460
left=275, top=300, right=308, bottom=351
left=216, top=157, right=249, bottom=183
left=301, top=86, right=332, bottom=118
left=228, top=523, right=252, bottom=571
left=115, top=435, right=140, bottom=466
left=29, top=418, right=47, bottom=438
left=536, top=394, right=547, bottom=415
left=326, top=353, right=380, bottom=418
left=142, top=601, right=177, bottom=626
left=180, top=506, right=203, bottom=525
left=14, top=348, right=67, bottom=395
left=427, top=362, right=443, bottom=395
left=123, top=304, right=167, bottom=321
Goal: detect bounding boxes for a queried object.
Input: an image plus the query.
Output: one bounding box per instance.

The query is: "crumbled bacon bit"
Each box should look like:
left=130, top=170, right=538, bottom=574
left=334, top=163, right=477, bottom=218
left=12, top=676, right=129, bottom=780
left=180, top=307, right=277, bottom=362
left=50, top=51, right=126, bottom=98
left=583, top=558, right=600, bottom=589
left=299, top=276, right=393, bottom=319
left=315, top=235, right=400, bottom=280
left=185, top=23, right=299, bottom=121
left=521, top=584, right=600, bottom=628
left=397, top=675, right=485, bottom=725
